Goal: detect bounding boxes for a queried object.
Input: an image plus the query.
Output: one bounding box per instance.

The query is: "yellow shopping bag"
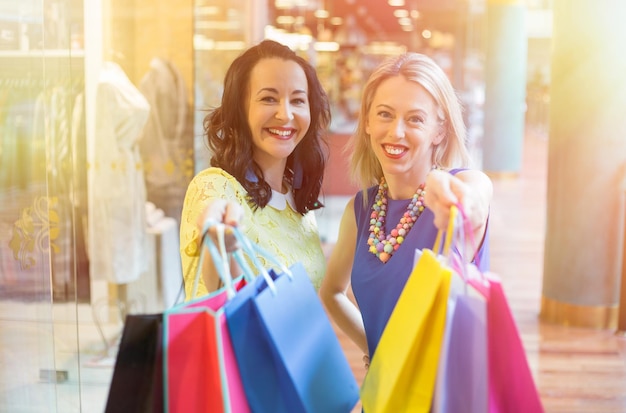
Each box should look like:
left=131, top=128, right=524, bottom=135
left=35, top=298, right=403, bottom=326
left=360, top=207, right=457, bottom=413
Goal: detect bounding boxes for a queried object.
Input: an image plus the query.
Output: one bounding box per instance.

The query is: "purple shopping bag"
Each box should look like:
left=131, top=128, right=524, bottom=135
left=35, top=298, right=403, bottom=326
left=433, top=272, right=488, bottom=413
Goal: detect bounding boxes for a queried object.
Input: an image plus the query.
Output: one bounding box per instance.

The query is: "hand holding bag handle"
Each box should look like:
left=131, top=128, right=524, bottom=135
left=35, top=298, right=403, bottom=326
left=106, top=221, right=235, bottom=413
left=165, top=220, right=252, bottom=413
left=192, top=220, right=236, bottom=299
left=433, top=204, right=460, bottom=256
left=432, top=205, right=489, bottom=413
left=437, top=204, right=488, bottom=289
left=229, top=226, right=294, bottom=296
left=451, top=204, right=544, bottom=413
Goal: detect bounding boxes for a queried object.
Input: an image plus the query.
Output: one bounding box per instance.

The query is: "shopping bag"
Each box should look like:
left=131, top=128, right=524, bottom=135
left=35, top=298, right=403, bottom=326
left=455, top=204, right=543, bottom=413
left=432, top=210, right=488, bottom=413
left=105, top=313, right=164, bottom=413
left=225, top=227, right=360, bottom=413
left=470, top=273, right=544, bottom=413
left=360, top=208, right=459, bottom=413
left=163, top=223, right=250, bottom=413
left=432, top=273, right=488, bottom=413
left=361, top=248, right=451, bottom=413
left=163, top=277, right=249, bottom=413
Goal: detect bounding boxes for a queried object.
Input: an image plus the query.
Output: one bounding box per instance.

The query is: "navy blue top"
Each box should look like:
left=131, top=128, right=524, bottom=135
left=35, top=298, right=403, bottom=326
left=350, top=170, right=490, bottom=357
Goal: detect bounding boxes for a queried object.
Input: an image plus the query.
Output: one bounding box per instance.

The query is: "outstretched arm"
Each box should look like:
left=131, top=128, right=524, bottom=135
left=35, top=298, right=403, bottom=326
left=319, top=197, right=369, bottom=355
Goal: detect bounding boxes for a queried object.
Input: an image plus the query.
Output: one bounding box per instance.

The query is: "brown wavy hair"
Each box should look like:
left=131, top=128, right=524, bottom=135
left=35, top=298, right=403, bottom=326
left=204, top=39, right=331, bottom=214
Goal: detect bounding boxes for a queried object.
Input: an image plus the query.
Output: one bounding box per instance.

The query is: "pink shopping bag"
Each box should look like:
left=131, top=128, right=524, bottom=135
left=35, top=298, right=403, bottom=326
left=163, top=276, right=250, bottom=413
left=470, top=273, right=544, bottom=413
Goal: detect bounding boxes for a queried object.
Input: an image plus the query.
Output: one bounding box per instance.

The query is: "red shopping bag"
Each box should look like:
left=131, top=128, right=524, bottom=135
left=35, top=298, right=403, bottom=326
left=163, top=223, right=250, bottom=413
left=163, top=277, right=249, bottom=413
left=471, top=273, right=544, bottom=413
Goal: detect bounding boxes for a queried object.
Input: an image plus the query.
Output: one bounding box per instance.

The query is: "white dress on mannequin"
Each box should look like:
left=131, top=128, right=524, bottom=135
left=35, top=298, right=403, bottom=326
left=89, top=61, right=150, bottom=284
left=138, top=57, right=193, bottom=226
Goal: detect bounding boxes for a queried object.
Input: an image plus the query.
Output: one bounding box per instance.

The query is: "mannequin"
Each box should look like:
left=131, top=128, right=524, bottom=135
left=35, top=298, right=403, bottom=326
left=88, top=60, right=150, bottom=284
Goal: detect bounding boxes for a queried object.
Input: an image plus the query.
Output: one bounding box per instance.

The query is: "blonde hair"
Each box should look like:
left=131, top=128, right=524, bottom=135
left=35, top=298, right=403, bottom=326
left=348, top=53, right=470, bottom=189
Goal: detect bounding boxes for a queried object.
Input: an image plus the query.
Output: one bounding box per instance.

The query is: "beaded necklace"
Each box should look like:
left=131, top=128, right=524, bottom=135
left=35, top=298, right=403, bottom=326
left=367, top=176, right=426, bottom=263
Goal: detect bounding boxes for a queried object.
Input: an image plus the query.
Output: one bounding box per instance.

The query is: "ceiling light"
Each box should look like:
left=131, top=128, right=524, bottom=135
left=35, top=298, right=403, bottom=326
left=362, top=42, right=407, bottom=55
left=393, top=9, right=409, bottom=18
left=314, top=9, right=329, bottom=18
left=275, top=0, right=292, bottom=9
left=388, top=0, right=405, bottom=6
left=196, top=6, right=220, bottom=15
left=275, top=0, right=308, bottom=8
left=314, top=41, right=340, bottom=52
left=276, top=15, right=296, bottom=25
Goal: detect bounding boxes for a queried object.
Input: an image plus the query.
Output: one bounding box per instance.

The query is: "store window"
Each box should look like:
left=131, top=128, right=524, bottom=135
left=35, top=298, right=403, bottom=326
left=0, top=0, right=90, bottom=411
left=0, top=0, right=253, bottom=411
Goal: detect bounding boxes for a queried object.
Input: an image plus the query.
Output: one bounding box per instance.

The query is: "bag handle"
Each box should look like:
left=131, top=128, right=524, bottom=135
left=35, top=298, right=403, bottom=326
left=455, top=204, right=478, bottom=257
left=448, top=203, right=489, bottom=287
left=192, top=220, right=235, bottom=299
left=432, top=204, right=459, bottom=256
left=230, top=226, right=293, bottom=296
left=431, top=204, right=480, bottom=286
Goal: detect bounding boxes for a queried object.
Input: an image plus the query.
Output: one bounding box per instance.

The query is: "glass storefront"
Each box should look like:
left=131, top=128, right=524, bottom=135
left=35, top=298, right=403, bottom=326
left=0, top=0, right=89, bottom=411
left=0, top=0, right=202, bottom=410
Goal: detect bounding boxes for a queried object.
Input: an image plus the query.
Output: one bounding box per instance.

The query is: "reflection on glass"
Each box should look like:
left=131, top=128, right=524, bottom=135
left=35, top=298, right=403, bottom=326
left=193, top=0, right=248, bottom=172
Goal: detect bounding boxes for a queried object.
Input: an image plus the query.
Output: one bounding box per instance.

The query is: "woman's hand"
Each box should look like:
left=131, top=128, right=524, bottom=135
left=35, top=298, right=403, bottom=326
left=197, top=199, right=244, bottom=253
left=425, top=169, right=469, bottom=230
left=425, top=168, right=492, bottom=257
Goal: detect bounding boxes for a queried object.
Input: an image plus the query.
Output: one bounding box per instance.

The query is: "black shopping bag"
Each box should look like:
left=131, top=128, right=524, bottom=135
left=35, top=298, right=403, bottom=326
left=105, top=313, right=163, bottom=413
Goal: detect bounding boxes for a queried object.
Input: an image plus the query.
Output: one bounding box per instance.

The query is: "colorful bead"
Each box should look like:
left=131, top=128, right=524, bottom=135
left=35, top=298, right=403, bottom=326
left=368, top=176, right=427, bottom=263
left=379, top=252, right=391, bottom=263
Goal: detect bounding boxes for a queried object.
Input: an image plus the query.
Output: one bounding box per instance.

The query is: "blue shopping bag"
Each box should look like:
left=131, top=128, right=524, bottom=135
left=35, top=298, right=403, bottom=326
left=225, top=228, right=360, bottom=413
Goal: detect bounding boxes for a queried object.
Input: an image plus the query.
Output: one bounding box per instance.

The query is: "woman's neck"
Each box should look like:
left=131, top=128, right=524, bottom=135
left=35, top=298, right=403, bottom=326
left=258, top=161, right=287, bottom=194
left=384, top=167, right=432, bottom=200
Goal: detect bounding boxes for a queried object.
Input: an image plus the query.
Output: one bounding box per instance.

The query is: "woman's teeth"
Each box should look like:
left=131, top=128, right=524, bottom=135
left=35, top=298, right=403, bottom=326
left=269, top=128, right=292, bottom=136
left=384, top=145, right=405, bottom=155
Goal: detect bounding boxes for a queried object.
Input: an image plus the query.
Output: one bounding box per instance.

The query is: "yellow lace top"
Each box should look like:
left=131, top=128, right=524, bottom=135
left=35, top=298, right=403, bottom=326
left=180, top=167, right=326, bottom=300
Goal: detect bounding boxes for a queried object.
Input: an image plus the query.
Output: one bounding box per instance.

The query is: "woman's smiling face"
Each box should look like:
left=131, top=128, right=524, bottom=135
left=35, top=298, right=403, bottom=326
left=365, top=75, right=443, bottom=179
left=246, top=57, right=311, bottom=171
